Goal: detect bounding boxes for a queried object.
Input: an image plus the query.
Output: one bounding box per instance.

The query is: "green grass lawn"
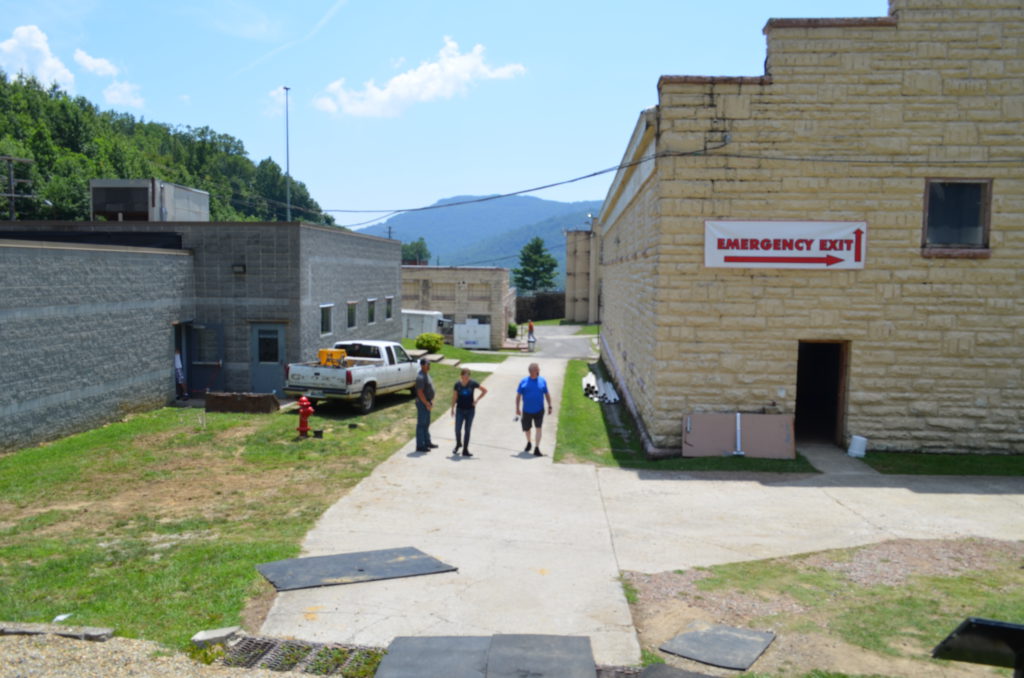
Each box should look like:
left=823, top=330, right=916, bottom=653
left=0, top=364, right=472, bottom=654
left=555, top=360, right=817, bottom=473
left=863, top=450, right=1024, bottom=476
left=400, top=338, right=508, bottom=364
left=677, top=540, right=1023, bottom=677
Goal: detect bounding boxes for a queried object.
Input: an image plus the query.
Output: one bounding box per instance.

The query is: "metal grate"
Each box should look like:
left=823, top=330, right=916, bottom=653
left=259, top=641, right=314, bottom=672
left=221, top=634, right=638, bottom=676
left=221, top=635, right=385, bottom=676
left=222, top=637, right=277, bottom=668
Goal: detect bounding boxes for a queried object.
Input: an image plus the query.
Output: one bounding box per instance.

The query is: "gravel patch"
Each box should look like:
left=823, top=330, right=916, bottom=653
left=0, top=634, right=287, bottom=678
left=800, top=537, right=1024, bottom=586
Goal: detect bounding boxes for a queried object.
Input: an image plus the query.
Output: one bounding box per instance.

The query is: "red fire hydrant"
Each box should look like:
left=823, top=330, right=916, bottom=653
left=297, top=396, right=315, bottom=438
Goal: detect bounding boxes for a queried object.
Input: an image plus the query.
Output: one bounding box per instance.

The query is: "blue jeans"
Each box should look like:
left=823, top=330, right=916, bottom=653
left=455, top=408, right=476, bottom=448
left=415, top=400, right=432, bottom=450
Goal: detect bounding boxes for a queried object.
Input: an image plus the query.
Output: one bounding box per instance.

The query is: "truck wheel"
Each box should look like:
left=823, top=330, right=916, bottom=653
left=357, top=384, right=376, bottom=413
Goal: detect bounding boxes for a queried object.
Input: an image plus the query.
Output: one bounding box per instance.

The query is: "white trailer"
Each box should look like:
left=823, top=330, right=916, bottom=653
left=402, top=309, right=444, bottom=338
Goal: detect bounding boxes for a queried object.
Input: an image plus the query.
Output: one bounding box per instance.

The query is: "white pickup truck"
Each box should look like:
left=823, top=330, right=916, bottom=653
left=283, top=340, right=419, bottom=413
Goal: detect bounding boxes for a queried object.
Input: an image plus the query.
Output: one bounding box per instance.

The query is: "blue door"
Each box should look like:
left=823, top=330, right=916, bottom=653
left=250, top=324, right=286, bottom=395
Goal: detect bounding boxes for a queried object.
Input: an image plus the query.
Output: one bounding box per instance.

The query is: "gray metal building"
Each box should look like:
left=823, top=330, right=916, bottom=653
left=0, top=221, right=401, bottom=451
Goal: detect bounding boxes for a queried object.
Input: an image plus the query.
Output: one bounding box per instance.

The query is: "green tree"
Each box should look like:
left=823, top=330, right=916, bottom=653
left=0, top=71, right=335, bottom=224
left=513, top=236, right=558, bottom=292
left=402, top=237, right=431, bottom=263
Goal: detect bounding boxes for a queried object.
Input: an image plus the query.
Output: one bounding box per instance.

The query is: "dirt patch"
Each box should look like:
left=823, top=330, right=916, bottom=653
left=4, top=427, right=357, bottom=538
left=240, top=577, right=279, bottom=634
left=625, top=538, right=1022, bottom=677
left=800, top=538, right=1024, bottom=587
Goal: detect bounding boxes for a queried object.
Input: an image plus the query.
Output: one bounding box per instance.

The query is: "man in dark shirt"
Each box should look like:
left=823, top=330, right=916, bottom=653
left=415, top=358, right=438, bottom=452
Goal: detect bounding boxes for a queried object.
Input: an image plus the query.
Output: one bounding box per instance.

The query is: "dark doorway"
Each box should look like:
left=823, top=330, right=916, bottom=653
left=795, top=341, right=847, bottom=443
left=189, top=322, right=225, bottom=394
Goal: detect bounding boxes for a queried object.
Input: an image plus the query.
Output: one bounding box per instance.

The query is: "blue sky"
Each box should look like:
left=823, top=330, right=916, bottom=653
left=2, top=0, right=888, bottom=227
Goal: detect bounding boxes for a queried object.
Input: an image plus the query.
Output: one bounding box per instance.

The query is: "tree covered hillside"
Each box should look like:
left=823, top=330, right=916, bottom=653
left=0, top=73, right=332, bottom=224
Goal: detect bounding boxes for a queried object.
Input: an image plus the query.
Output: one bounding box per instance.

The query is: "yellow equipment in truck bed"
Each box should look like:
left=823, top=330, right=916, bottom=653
left=318, top=348, right=347, bottom=367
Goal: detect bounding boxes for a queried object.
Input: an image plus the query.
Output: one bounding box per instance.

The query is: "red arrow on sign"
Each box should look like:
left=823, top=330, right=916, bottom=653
left=724, top=255, right=845, bottom=266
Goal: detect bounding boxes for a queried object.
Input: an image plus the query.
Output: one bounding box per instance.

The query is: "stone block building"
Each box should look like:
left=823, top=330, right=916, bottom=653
left=1, top=221, right=400, bottom=450
left=576, top=0, right=1023, bottom=455
left=401, top=266, right=515, bottom=349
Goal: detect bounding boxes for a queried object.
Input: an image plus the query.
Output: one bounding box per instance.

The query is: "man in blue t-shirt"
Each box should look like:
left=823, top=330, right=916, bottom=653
left=515, top=362, right=553, bottom=457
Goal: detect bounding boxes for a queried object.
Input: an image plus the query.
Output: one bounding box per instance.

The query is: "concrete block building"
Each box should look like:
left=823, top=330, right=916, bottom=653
left=576, top=0, right=1023, bottom=456
left=1, top=221, right=400, bottom=450
left=401, top=266, right=515, bottom=349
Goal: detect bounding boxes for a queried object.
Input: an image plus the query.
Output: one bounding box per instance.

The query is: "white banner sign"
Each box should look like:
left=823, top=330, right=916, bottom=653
left=705, top=221, right=867, bottom=269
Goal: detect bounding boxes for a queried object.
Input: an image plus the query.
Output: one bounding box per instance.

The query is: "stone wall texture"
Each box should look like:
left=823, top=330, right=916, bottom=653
left=0, top=241, right=194, bottom=451
left=401, top=266, right=514, bottom=349
left=0, top=222, right=401, bottom=449
left=299, top=225, right=402, bottom=354
left=598, top=0, right=1023, bottom=454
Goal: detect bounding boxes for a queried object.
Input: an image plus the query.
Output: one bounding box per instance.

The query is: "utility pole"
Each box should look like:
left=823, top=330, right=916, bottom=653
left=1, top=156, right=34, bottom=220
left=284, top=86, right=292, bottom=222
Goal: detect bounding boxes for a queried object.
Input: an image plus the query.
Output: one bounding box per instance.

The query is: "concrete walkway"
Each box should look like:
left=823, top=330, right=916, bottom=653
left=261, top=325, right=1024, bottom=666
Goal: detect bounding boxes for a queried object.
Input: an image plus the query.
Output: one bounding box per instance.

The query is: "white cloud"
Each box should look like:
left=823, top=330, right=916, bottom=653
left=104, top=81, right=144, bottom=108
left=0, top=25, right=74, bottom=90
left=314, top=37, right=525, bottom=118
left=73, top=48, right=118, bottom=77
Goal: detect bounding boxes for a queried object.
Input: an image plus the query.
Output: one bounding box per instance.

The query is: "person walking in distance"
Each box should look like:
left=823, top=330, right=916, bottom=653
left=515, top=362, right=552, bottom=456
left=415, top=358, right=438, bottom=452
left=174, top=348, right=189, bottom=401
left=451, top=368, right=487, bottom=457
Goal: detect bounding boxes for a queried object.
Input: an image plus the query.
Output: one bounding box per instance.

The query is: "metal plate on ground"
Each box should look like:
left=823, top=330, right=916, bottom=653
left=256, top=546, right=456, bottom=592
left=486, top=634, right=595, bottom=678
left=375, top=636, right=491, bottom=678
left=932, top=617, right=1024, bottom=670
left=659, top=625, right=775, bottom=671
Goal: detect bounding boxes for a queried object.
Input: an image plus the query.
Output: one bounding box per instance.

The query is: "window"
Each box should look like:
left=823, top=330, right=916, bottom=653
left=922, top=179, right=991, bottom=256
left=320, top=304, right=333, bottom=335
left=394, top=345, right=411, bottom=362
left=432, top=282, right=455, bottom=301
left=347, top=302, right=358, bottom=329
left=468, top=283, right=490, bottom=301
left=257, top=330, right=280, bottom=362
left=401, top=280, right=419, bottom=302
left=367, top=298, right=377, bottom=325
left=385, top=296, right=394, bottom=320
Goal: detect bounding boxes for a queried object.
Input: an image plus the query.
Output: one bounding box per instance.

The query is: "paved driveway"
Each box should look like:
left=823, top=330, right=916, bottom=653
left=262, top=326, right=1024, bottom=666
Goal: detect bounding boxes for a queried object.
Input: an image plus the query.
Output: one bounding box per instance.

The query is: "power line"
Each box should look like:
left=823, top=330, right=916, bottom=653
left=329, top=144, right=1024, bottom=229
left=226, top=143, right=1024, bottom=230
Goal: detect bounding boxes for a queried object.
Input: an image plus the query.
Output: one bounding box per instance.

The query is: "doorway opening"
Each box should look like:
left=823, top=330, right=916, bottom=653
left=795, top=341, right=848, bottom=444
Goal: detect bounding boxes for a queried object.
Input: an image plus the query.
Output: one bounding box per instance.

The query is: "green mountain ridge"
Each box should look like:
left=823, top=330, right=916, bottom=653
left=361, top=195, right=601, bottom=287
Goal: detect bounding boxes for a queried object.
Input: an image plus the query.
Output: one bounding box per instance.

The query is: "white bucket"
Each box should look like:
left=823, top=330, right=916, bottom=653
left=847, top=435, right=868, bottom=458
